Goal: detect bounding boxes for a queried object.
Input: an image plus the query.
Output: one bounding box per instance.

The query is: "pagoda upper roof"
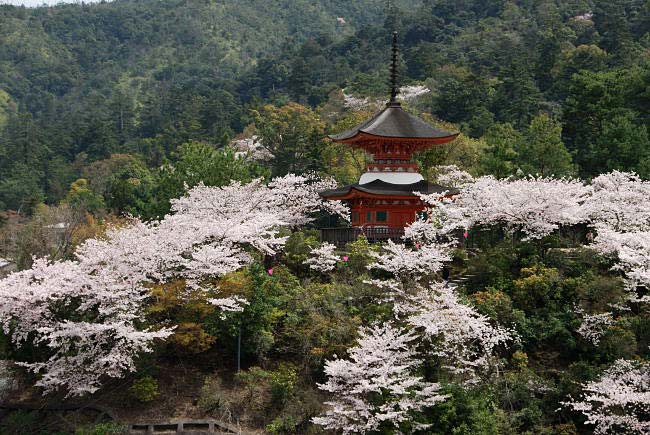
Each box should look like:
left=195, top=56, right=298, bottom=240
left=329, top=102, right=458, bottom=143
left=320, top=179, right=458, bottom=200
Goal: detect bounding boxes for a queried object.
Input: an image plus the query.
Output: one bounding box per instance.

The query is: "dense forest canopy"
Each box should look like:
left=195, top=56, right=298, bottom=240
left=0, top=0, right=649, bottom=218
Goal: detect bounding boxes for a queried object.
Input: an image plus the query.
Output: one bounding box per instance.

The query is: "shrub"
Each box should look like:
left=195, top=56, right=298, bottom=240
left=236, top=366, right=271, bottom=401
left=512, top=266, right=563, bottom=313
left=197, top=375, right=232, bottom=420
left=269, top=363, right=298, bottom=404
left=281, top=230, right=320, bottom=273
left=598, top=326, right=637, bottom=361
left=266, top=415, right=299, bottom=434
left=128, top=375, right=159, bottom=402
left=511, top=351, right=529, bottom=370
left=75, top=422, right=128, bottom=435
left=345, top=236, right=376, bottom=274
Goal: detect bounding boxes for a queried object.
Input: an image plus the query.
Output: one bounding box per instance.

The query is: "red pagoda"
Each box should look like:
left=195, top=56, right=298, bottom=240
left=320, top=32, right=458, bottom=241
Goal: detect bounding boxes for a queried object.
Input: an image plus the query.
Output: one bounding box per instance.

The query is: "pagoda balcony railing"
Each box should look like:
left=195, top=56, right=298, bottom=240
left=366, top=163, right=419, bottom=172
left=320, top=226, right=405, bottom=245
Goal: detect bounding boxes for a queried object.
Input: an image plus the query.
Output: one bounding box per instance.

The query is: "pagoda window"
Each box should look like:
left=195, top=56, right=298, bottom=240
left=376, top=211, right=388, bottom=222
left=352, top=212, right=359, bottom=223
left=366, top=211, right=372, bottom=222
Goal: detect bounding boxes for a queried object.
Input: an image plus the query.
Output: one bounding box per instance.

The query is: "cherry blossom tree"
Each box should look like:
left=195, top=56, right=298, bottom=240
left=0, top=256, right=173, bottom=396
left=394, top=283, right=513, bottom=381
left=315, top=170, right=648, bottom=432
left=0, top=174, right=341, bottom=396
left=420, top=175, right=591, bottom=240
left=304, top=242, right=341, bottom=272
left=590, top=229, right=650, bottom=303
left=312, top=323, right=448, bottom=434
left=366, top=235, right=512, bottom=381
left=342, top=91, right=374, bottom=111
left=584, top=171, right=650, bottom=233
left=369, top=239, right=453, bottom=280
left=576, top=311, right=615, bottom=346
left=342, top=85, right=430, bottom=111
left=415, top=171, right=649, bottom=244
left=433, top=164, right=475, bottom=188
left=397, top=85, right=430, bottom=103
left=582, top=172, right=650, bottom=303
left=231, top=135, right=274, bottom=161
left=564, top=359, right=650, bottom=434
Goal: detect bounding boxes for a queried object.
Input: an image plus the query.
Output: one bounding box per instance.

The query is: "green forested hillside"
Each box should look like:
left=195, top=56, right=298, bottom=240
left=1, top=0, right=649, bottom=216
left=0, top=0, right=410, bottom=209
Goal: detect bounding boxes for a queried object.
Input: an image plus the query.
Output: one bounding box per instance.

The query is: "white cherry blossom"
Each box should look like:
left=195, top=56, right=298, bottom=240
left=304, top=242, right=341, bottom=272
left=312, top=323, right=448, bottom=434
left=564, top=359, right=650, bottom=434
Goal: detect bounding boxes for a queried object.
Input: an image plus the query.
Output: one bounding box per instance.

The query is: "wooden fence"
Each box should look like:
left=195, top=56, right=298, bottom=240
left=128, top=419, right=246, bottom=434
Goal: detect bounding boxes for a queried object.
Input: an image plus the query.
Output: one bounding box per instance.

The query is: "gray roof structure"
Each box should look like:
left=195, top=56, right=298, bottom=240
left=320, top=179, right=458, bottom=198
left=329, top=102, right=457, bottom=142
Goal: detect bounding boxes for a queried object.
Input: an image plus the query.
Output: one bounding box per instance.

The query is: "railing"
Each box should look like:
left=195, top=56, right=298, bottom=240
left=320, top=227, right=405, bottom=245
left=128, top=419, right=242, bottom=434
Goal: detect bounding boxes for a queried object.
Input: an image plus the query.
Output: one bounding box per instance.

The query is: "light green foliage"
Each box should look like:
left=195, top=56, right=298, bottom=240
left=128, top=375, right=160, bottom=402
left=146, top=278, right=219, bottom=356
left=511, top=350, right=529, bottom=371
left=598, top=325, right=638, bottom=361
left=551, top=45, right=609, bottom=98
left=512, top=266, right=564, bottom=313
left=0, top=89, right=16, bottom=130
left=471, top=287, right=522, bottom=328
left=74, top=422, right=128, bottom=435
left=236, top=366, right=271, bottom=399
left=265, top=415, right=299, bottom=435
left=252, top=103, right=326, bottom=177
left=319, top=103, right=372, bottom=185
left=148, top=141, right=268, bottom=218
left=596, top=111, right=650, bottom=178
left=480, top=123, right=520, bottom=178
left=517, top=113, right=574, bottom=177
left=425, top=385, right=510, bottom=435
left=64, top=179, right=105, bottom=215
left=416, top=118, right=487, bottom=176
left=342, top=235, right=377, bottom=275
left=269, top=363, right=298, bottom=404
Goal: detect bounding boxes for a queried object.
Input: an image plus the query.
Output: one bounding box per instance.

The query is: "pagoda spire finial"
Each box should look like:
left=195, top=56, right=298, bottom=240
left=389, top=31, right=400, bottom=105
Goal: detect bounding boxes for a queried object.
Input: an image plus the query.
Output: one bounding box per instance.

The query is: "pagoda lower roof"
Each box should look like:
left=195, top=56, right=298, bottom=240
left=320, top=179, right=459, bottom=200
left=329, top=102, right=458, bottom=143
